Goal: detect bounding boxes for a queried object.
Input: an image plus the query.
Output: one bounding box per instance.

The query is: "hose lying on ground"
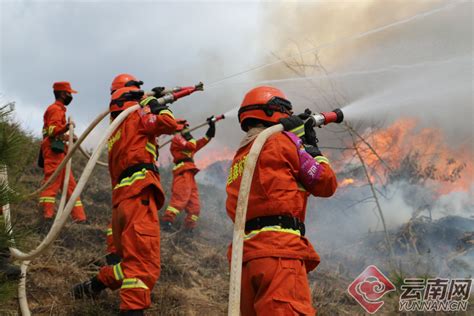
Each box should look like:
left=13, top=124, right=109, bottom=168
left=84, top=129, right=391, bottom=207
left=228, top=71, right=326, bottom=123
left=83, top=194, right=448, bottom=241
left=2, top=119, right=75, bottom=316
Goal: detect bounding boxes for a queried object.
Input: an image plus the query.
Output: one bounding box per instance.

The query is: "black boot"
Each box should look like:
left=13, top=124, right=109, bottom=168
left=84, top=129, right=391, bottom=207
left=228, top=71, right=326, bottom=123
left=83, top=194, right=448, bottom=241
left=40, top=218, right=53, bottom=235
left=72, top=276, right=106, bottom=299
left=0, top=249, right=21, bottom=281
left=161, top=221, right=174, bottom=232
left=105, top=252, right=122, bottom=266
left=120, top=310, right=144, bottom=316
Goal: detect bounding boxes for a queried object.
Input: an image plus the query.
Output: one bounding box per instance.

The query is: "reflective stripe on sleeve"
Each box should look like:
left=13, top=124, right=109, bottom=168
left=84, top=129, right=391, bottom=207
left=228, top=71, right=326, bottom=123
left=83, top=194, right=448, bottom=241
left=173, top=162, right=184, bottom=171
left=113, top=263, right=125, bottom=281
left=158, top=109, right=174, bottom=118
left=106, top=228, right=113, bottom=236
left=48, top=125, right=56, bottom=136
left=190, top=215, right=199, bottom=222
left=145, top=142, right=157, bottom=159
left=315, top=156, right=330, bottom=165
left=289, top=125, right=305, bottom=138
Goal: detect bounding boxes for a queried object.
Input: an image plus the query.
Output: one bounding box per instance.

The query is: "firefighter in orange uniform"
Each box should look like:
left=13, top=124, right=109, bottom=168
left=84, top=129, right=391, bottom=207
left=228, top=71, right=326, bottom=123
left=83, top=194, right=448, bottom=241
left=39, top=82, right=86, bottom=224
left=161, top=118, right=215, bottom=231
left=73, top=74, right=177, bottom=316
left=226, top=86, right=338, bottom=315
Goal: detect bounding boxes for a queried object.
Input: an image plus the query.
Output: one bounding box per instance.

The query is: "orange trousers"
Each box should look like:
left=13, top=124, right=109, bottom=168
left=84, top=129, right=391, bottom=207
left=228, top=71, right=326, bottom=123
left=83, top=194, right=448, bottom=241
left=241, top=257, right=316, bottom=316
left=97, top=187, right=161, bottom=311
left=39, top=146, right=86, bottom=221
left=162, top=171, right=200, bottom=229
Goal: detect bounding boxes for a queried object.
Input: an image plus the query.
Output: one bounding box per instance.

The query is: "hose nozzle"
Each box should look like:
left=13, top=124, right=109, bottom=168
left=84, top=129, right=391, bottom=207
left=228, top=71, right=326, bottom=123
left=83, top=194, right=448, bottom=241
left=211, top=114, right=225, bottom=122
left=312, top=108, right=344, bottom=127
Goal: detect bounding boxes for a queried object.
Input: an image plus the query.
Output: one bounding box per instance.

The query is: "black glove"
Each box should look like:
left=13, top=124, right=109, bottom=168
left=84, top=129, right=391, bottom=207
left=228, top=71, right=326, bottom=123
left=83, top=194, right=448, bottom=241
left=302, top=117, right=318, bottom=146
left=279, top=109, right=313, bottom=132
left=206, top=116, right=216, bottom=138
left=183, top=131, right=193, bottom=141
left=304, top=144, right=322, bottom=158
left=279, top=116, right=304, bottom=133
left=148, top=98, right=170, bottom=115
left=151, top=86, right=166, bottom=97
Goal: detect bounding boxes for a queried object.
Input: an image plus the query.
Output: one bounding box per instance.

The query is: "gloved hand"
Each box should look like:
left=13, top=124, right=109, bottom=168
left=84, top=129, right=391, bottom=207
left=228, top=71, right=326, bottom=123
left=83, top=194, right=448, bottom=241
left=303, top=144, right=322, bottom=158
left=279, top=109, right=312, bottom=134
left=301, top=116, right=319, bottom=147
left=140, top=96, right=170, bottom=115
left=206, top=116, right=216, bottom=138
left=151, top=87, right=165, bottom=97
left=182, top=131, right=193, bottom=141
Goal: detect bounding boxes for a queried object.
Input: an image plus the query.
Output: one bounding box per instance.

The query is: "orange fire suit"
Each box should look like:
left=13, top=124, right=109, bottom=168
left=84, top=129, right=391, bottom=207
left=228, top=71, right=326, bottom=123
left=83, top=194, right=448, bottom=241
left=162, top=134, right=210, bottom=229
left=39, top=100, right=86, bottom=221
left=97, top=103, right=177, bottom=311
left=226, top=130, right=337, bottom=316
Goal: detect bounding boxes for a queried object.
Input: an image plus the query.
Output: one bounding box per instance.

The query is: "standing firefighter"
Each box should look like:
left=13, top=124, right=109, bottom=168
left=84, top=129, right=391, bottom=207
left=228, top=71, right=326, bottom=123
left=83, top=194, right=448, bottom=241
left=39, top=82, right=86, bottom=224
left=73, top=74, right=178, bottom=315
left=226, top=86, right=338, bottom=315
left=161, top=118, right=216, bottom=231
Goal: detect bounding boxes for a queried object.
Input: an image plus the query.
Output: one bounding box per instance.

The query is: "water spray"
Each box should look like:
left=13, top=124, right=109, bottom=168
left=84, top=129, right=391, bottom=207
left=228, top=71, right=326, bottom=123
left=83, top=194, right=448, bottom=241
left=228, top=108, right=344, bottom=316
left=159, top=114, right=226, bottom=148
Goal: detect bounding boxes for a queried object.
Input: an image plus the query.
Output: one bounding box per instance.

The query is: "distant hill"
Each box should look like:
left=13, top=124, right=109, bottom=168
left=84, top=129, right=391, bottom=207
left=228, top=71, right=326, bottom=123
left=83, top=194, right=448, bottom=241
left=196, top=160, right=231, bottom=188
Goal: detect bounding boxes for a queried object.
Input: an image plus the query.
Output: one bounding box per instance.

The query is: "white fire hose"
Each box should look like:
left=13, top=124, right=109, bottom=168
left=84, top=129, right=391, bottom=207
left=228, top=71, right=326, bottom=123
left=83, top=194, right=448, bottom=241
left=2, top=82, right=203, bottom=314
left=228, top=124, right=283, bottom=316
left=2, top=118, right=75, bottom=316
left=9, top=105, right=140, bottom=261
left=25, top=109, right=110, bottom=198
left=228, top=109, right=344, bottom=315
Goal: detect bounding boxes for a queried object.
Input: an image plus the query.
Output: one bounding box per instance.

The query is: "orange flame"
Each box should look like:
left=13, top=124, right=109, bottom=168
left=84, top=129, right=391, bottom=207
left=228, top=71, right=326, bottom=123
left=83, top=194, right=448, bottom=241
left=340, top=178, right=356, bottom=187
left=194, top=147, right=235, bottom=169
left=340, top=118, right=472, bottom=195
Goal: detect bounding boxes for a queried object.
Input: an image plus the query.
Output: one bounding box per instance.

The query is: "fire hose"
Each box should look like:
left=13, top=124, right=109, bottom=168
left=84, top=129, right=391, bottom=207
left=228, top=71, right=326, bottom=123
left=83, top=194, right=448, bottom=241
left=77, top=85, right=203, bottom=167
left=2, top=119, right=76, bottom=316
left=2, top=83, right=202, bottom=315
left=9, top=82, right=203, bottom=260
left=158, top=114, right=225, bottom=148
left=227, top=109, right=344, bottom=316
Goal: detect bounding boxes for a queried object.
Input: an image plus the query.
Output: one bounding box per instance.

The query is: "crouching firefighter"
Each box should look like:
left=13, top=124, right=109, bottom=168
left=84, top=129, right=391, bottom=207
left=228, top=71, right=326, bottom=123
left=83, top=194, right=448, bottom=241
left=226, top=86, right=338, bottom=316
left=161, top=117, right=216, bottom=231
left=73, top=74, right=178, bottom=315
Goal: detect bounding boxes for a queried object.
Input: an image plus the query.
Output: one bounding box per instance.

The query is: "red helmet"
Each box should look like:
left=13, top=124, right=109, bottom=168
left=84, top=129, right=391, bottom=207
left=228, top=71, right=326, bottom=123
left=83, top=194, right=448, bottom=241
left=175, top=119, right=189, bottom=132
left=109, top=86, right=143, bottom=114
left=238, top=86, right=293, bottom=131
left=110, top=73, right=143, bottom=93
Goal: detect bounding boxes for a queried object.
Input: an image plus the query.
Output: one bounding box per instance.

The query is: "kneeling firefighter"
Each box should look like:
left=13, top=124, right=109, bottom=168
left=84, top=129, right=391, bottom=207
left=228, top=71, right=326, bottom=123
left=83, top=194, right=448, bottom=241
left=73, top=74, right=179, bottom=315
left=226, top=86, right=338, bottom=315
left=161, top=117, right=216, bottom=231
